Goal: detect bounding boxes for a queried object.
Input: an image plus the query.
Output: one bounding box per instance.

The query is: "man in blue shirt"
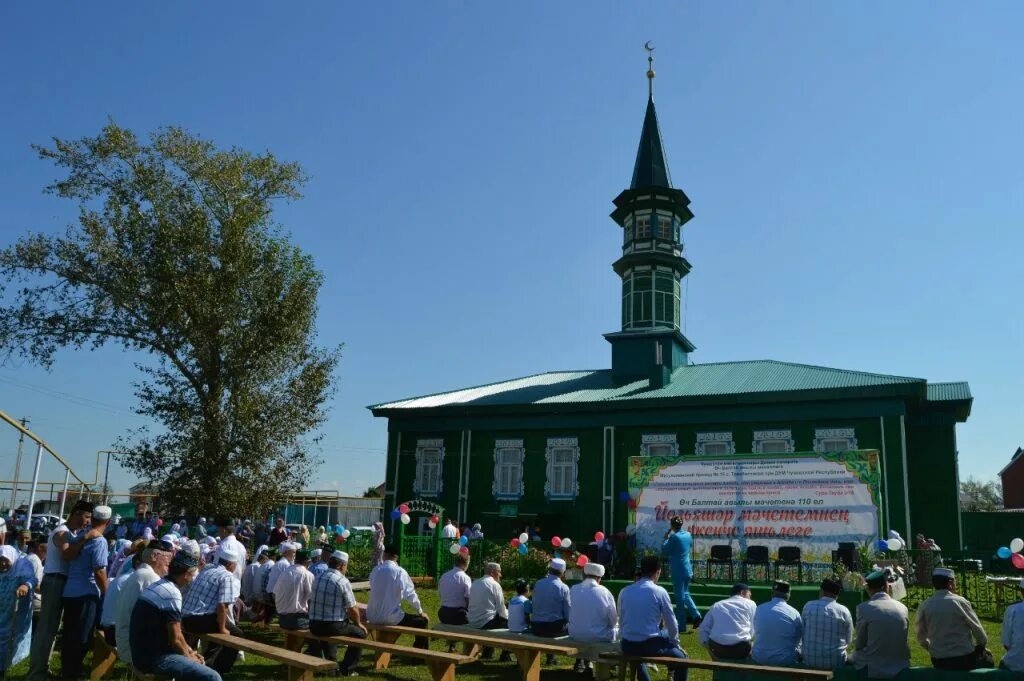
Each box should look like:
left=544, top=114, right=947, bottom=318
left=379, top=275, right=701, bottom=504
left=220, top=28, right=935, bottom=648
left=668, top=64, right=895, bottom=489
left=662, top=516, right=701, bottom=632
left=752, top=580, right=802, bottom=665
left=532, top=558, right=571, bottom=664
left=61, top=504, right=112, bottom=680
left=619, top=555, right=689, bottom=681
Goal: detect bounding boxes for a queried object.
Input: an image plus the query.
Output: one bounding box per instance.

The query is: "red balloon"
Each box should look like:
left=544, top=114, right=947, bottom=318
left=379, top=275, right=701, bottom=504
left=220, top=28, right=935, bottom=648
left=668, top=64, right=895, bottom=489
left=551, top=536, right=562, bottom=547
left=1012, top=553, right=1024, bottom=569
left=511, top=538, right=520, bottom=548
left=431, top=515, right=440, bottom=524
left=337, top=535, right=345, bottom=543
left=576, top=555, right=589, bottom=566
left=459, top=546, right=470, bottom=555
left=626, top=499, right=638, bottom=509
left=594, top=531, right=605, bottom=542
left=399, top=503, right=410, bottom=514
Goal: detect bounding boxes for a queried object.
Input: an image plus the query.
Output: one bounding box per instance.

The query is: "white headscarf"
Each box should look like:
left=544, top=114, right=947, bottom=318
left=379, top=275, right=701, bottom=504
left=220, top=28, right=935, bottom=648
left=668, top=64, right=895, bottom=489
left=142, top=527, right=154, bottom=541
left=254, top=544, right=269, bottom=562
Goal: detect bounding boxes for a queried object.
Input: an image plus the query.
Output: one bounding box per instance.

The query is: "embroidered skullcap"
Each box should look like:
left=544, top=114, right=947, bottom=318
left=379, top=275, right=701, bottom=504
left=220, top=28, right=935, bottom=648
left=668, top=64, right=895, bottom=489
left=933, top=567, right=955, bottom=578
left=583, top=562, right=605, bottom=577
left=549, top=558, right=566, bottom=572
left=331, top=550, right=349, bottom=563
left=92, top=505, right=112, bottom=521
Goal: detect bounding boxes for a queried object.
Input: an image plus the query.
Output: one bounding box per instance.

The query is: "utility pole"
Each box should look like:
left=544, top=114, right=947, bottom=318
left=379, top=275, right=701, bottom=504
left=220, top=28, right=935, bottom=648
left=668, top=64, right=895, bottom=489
left=9, top=417, right=29, bottom=512
left=103, top=451, right=113, bottom=505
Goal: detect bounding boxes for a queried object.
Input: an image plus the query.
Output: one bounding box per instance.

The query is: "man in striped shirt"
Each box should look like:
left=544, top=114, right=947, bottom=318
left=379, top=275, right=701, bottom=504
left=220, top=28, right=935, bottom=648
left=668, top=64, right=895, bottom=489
left=307, top=551, right=367, bottom=676
left=182, top=545, right=243, bottom=674
left=801, top=577, right=854, bottom=670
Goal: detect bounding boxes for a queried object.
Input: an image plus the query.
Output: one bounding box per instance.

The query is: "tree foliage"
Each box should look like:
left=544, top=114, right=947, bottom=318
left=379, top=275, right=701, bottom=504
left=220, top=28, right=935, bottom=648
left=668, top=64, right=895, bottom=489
left=959, top=476, right=1003, bottom=512
left=0, top=123, right=340, bottom=517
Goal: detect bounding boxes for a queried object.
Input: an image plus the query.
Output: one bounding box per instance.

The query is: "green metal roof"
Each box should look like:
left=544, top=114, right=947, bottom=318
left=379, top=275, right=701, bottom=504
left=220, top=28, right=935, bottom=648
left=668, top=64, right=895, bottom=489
left=631, top=96, right=672, bottom=189
left=926, top=382, right=972, bottom=402
left=369, top=360, right=933, bottom=413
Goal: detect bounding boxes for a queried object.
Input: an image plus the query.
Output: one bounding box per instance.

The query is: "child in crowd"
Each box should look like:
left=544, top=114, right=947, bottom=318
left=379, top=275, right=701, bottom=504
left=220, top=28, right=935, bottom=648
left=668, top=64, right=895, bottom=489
left=508, top=579, right=532, bottom=633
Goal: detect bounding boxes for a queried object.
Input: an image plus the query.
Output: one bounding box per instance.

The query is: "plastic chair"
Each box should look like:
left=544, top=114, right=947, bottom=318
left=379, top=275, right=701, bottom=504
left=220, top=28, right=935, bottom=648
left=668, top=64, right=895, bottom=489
left=707, top=544, right=734, bottom=581
left=775, top=546, right=803, bottom=583
left=742, top=545, right=771, bottom=583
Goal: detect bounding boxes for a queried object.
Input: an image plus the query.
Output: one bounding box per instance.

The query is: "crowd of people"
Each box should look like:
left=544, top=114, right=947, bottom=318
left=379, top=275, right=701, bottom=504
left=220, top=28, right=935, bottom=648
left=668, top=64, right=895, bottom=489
left=2, top=505, right=1024, bottom=680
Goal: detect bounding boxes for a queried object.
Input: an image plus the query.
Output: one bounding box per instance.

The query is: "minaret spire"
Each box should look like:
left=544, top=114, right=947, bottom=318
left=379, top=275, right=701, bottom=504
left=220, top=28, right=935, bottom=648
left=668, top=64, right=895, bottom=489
left=645, top=40, right=655, bottom=98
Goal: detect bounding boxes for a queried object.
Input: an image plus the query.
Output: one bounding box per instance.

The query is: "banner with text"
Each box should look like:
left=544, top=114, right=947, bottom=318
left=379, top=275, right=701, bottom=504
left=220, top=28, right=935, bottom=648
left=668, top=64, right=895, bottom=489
left=627, top=451, right=882, bottom=562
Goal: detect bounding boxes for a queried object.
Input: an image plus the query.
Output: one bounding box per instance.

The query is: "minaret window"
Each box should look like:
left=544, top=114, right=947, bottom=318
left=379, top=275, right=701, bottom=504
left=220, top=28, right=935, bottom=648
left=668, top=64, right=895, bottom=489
left=632, top=271, right=653, bottom=327
left=653, top=271, right=678, bottom=327
left=656, top=216, right=673, bottom=240
left=636, top=215, right=651, bottom=239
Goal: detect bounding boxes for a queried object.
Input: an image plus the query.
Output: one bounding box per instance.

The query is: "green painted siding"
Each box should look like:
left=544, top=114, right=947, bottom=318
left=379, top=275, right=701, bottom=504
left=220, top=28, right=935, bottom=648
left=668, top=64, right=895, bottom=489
left=905, top=418, right=962, bottom=551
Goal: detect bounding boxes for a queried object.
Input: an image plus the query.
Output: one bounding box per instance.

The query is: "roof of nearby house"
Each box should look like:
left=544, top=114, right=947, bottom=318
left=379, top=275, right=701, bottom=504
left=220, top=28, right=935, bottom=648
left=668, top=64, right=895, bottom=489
left=369, top=359, right=971, bottom=418
left=1000, top=447, right=1024, bottom=477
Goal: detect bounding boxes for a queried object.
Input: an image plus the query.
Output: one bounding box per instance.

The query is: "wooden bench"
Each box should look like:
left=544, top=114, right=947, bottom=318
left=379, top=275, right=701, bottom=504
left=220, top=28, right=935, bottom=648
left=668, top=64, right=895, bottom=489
left=367, top=623, right=581, bottom=681
left=599, top=652, right=834, bottom=681
left=271, top=627, right=474, bottom=681
left=196, top=632, right=336, bottom=681
left=90, top=630, right=118, bottom=681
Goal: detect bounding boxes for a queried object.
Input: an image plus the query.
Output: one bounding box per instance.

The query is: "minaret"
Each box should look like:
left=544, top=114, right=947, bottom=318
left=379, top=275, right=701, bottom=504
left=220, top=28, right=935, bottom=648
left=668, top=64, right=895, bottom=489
left=605, top=44, right=696, bottom=387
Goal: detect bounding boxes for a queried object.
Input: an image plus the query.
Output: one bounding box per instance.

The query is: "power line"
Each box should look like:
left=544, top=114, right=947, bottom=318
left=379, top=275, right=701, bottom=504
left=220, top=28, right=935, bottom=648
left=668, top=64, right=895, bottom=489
left=0, top=374, right=144, bottom=418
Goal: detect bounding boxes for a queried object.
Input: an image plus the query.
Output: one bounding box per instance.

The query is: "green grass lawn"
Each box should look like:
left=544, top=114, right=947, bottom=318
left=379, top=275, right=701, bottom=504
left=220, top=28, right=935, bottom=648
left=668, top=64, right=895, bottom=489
left=4, top=588, right=1006, bottom=680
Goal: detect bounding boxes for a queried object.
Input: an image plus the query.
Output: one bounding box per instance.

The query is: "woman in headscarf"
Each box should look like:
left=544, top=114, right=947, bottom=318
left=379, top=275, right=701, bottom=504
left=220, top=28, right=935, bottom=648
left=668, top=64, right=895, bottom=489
left=107, top=538, right=133, bottom=579
left=0, top=544, right=36, bottom=674
left=372, top=521, right=386, bottom=567
left=142, top=526, right=154, bottom=543
left=316, top=525, right=328, bottom=545
left=300, top=524, right=311, bottom=546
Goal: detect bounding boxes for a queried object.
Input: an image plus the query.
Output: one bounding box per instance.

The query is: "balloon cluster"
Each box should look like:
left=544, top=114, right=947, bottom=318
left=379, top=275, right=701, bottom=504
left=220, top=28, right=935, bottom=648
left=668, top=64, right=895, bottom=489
left=509, top=532, right=530, bottom=555
left=875, top=530, right=906, bottom=552
left=389, top=503, right=412, bottom=525
left=448, top=539, right=470, bottom=556
left=428, top=515, right=440, bottom=530
left=618, top=490, right=638, bottom=510
left=332, top=524, right=351, bottom=542
left=997, top=538, right=1024, bottom=569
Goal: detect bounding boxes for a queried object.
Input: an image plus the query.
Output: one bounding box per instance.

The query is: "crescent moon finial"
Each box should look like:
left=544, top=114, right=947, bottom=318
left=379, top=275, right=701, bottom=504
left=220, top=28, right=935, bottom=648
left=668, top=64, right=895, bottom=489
left=644, top=41, right=655, bottom=97
left=644, top=40, right=654, bottom=53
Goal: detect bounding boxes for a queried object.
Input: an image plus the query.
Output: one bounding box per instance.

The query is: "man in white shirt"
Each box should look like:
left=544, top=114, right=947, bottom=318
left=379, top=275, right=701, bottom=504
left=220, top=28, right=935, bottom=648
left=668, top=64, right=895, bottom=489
left=116, top=539, right=174, bottom=666
left=440, top=519, right=458, bottom=539
left=802, top=577, right=854, bottom=670
left=273, top=550, right=315, bottom=651
left=619, top=555, right=688, bottom=681
left=100, top=553, right=142, bottom=647
left=266, top=542, right=295, bottom=598
left=438, top=552, right=472, bottom=625
left=568, top=562, right=618, bottom=672
left=698, top=583, right=756, bottom=660
left=1001, top=579, right=1024, bottom=672
left=366, top=544, right=429, bottom=648
left=216, top=516, right=248, bottom=582
left=469, top=562, right=511, bottom=661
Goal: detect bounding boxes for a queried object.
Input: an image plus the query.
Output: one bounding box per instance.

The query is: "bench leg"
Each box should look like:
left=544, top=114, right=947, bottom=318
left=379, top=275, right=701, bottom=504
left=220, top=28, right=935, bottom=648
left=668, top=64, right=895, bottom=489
left=287, top=668, right=314, bottom=681
left=463, top=641, right=482, bottom=657
left=90, top=634, right=117, bottom=681
left=426, top=660, right=456, bottom=681
left=516, top=649, right=541, bottom=681
left=594, top=662, right=611, bottom=681
left=372, top=630, right=401, bottom=670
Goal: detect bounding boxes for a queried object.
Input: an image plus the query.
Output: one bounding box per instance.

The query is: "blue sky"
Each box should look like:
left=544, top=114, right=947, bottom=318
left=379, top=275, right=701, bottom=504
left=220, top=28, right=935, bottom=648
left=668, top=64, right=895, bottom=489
left=1, top=2, right=1021, bottom=503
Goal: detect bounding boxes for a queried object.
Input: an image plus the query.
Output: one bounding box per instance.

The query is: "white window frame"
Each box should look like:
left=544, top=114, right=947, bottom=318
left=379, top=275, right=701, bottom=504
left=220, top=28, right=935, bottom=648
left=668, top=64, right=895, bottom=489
left=642, top=433, right=678, bottom=457
left=695, top=431, right=736, bottom=456
left=492, top=439, right=525, bottom=500
left=545, top=437, right=579, bottom=500
left=752, top=429, right=795, bottom=454
left=813, top=428, right=858, bottom=453
left=635, top=214, right=651, bottom=239
left=413, top=439, right=445, bottom=497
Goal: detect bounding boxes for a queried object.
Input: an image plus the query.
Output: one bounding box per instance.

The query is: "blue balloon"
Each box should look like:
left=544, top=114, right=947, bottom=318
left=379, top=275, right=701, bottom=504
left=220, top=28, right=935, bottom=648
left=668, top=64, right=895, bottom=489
left=518, top=544, right=528, bottom=555
left=390, top=510, right=401, bottom=520
left=618, top=491, right=630, bottom=502
left=459, top=536, right=469, bottom=546
left=998, top=546, right=1012, bottom=559
left=337, top=525, right=346, bottom=534
left=876, top=539, right=888, bottom=551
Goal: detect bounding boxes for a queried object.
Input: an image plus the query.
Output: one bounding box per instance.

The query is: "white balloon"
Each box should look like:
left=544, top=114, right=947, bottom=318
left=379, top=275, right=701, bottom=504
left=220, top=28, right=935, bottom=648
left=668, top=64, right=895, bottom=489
left=449, top=543, right=460, bottom=554
left=428, top=521, right=437, bottom=529
left=342, top=530, right=351, bottom=539
left=886, top=538, right=901, bottom=551
left=1011, top=538, right=1024, bottom=554
left=400, top=513, right=411, bottom=525
left=560, top=538, right=572, bottom=549
left=519, top=533, right=529, bottom=543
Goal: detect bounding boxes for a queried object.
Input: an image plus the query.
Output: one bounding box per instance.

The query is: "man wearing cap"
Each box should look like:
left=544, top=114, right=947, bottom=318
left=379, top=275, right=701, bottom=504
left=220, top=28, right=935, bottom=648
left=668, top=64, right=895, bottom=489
left=1000, top=579, right=1024, bottom=672
left=274, top=550, right=315, bottom=651
left=531, top=557, right=572, bottom=664
left=267, top=542, right=295, bottom=597
left=468, top=563, right=511, bottom=661
left=130, top=550, right=219, bottom=681
left=182, top=544, right=244, bottom=674
left=916, top=567, right=989, bottom=670
left=619, top=555, right=689, bottom=681
left=116, top=538, right=174, bottom=666
left=698, top=583, right=756, bottom=660
left=752, top=581, right=802, bottom=666
left=216, top=516, right=248, bottom=582
left=59, top=504, right=112, bottom=679
left=308, top=550, right=366, bottom=676
left=367, top=544, right=429, bottom=649
left=309, top=548, right=329, bottom=579
left=852, top=569, right=910, bottom=678
left=568, top=562, right=617, bottom=672
left=27, top=500, right=102, bottom=681
left=801, top=577, right=854, bottom=670
left=662, top=516, right=701, bottom=632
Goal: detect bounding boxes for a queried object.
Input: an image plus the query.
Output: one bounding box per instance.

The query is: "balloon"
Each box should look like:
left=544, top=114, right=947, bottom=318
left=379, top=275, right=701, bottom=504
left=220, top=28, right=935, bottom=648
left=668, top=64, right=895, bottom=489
left=876, top=539, right=889, bottom=551
left=459, top=546, right=470, bottom=555
left=390, top=510, right=401, bottom=520
left=998, top=546, right=1013, bottom=559
left=431, top=515, right=440, bottom=524
left=886, top=538, right=901, bottom=551
left=336, top=534, right=344, bottom=542
left=626, top=499, right=638, bottom=509
left=399, top=503, right=410, bottom=514
left=428, top=521, right=437, bottom=529
left=400, top=513, right=411, bottom=525
left=511, top=538, right=520, bottom=548
left=618, top=491, right=630, bottom=502
left=342, top=530, right=350, bottom=539
left=449, top=543, right=461, bottom=554
left=576, top=555, right=589, bottom=567
left=594, top=531, right=605, bottom=542
left=1012, top=538, right=1024, bottom=554
left=459, top=536, right=469, bottom=546
left=551, top=536, right=561, bottom=547
left=519, top=533, right=530, bottom=544
left=560, top=538, right=572, bottom=549
left=1013, top=553, right=1024, bottom=570
left=518, top=544, right=528, bottom=555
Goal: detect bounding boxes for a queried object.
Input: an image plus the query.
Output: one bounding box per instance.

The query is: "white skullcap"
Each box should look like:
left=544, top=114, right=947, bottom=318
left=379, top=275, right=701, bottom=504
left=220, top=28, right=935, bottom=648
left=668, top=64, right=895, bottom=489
left=933, top=568, right=955, bottom=578
left=199, top=517, right=207, bottom=523
left=161, top=533, right=177, bottom=544
left=311, top=549, right=322, bottom=558
left=584, top=562, right=606, bottom=577
left=217, top=545, right=243, bottom=564
left=92, top=505, right=113, bottom=521
left=331, top=550, right=349, bottom=563
left=549, top=558, right=566, bottom=572
left=292, top=542, right=302, bottom=550
left=281, top=542, right=297, bottom=553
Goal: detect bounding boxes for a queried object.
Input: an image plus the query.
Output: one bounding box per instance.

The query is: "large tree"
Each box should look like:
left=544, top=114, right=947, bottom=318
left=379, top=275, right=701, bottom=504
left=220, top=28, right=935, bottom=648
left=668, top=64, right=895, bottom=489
left=0, top=123, right=340, bottom=517
left=959, top=476, right=1003, bottom=512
